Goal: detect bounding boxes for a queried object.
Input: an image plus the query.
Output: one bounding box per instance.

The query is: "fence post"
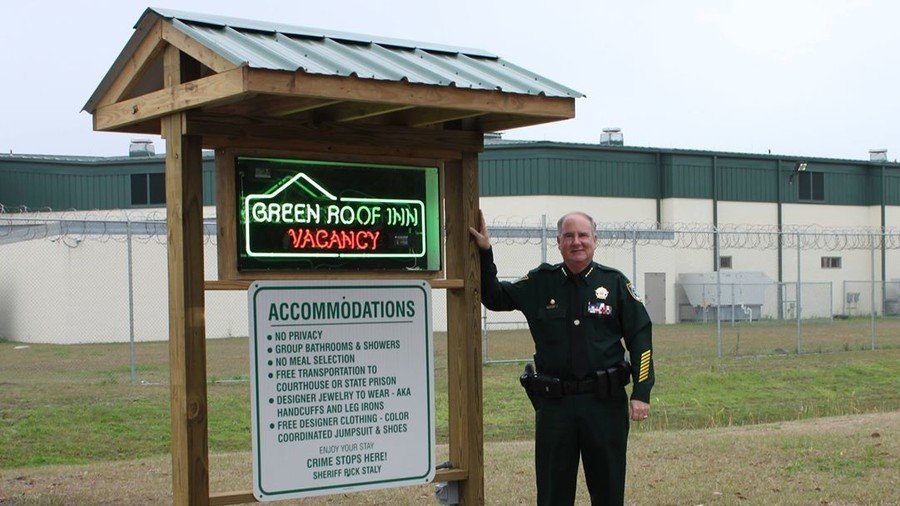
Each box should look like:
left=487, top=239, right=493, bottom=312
left=127, top=217, right=136, bottom=384
left=871, top=231, right=876, bottom=350
left=731, top=282, right=735, bottom=327
left=715, top=227, right=722, bottom=357
left=541, top=214, right=547, bottom=264
left=631, top=230, right=637, bottom=292
left=796, top=232, right=802, bottom=354
left=829, top=282, right=833, bottom=320
left=842, top=280, right=846, bottom=316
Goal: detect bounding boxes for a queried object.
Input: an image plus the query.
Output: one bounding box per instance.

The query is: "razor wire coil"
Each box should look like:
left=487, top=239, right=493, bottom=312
left=1, top=207, right=899, bottom=250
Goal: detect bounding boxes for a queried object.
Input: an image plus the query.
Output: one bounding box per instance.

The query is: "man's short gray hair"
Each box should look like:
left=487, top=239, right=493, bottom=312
left=556, top=212, right=598, bottom=236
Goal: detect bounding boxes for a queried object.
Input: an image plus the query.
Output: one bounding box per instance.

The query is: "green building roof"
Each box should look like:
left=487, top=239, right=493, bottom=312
left=1, top=142, right=898, bottom=211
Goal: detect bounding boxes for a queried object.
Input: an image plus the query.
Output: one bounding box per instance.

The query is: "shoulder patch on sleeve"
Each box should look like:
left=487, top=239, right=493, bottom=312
left=627, top=281, right=644, bottom=304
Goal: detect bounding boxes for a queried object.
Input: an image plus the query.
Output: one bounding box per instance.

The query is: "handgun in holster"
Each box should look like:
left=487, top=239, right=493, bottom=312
left=519, top=363, right=540, bottom=410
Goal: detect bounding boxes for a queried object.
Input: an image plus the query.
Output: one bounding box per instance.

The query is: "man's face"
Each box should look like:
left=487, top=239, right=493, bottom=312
left=557, top=214, right=597, bottom=271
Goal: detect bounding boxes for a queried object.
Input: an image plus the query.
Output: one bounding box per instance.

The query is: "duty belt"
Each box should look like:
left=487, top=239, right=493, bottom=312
left=521, top=361, right=632, bottom=403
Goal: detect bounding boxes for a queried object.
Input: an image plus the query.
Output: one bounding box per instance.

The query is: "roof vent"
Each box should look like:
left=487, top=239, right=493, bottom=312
left=869, top=149, right=887, bottom=162
left=129, top=139, right=156, bottom=157
left=599, top=128, right=623, bottom=146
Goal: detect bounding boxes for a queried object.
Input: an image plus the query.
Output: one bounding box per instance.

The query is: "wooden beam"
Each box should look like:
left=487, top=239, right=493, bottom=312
left=215, top=269, right=444, bottom=282
left=260, top=96, right=342, bottom=117
left=477, top=113, right=570, bottom=133
left=276, top=99, right=342, bottom=117
left=185, top=113, right=484, bottom=156
left=316, top=102, right=415, bottom=123
left=203, top=95, right=339, bottom=117
left=226, top=147, right=441, bottom=171
left=205, top=280, right=251, bottom=291
left=209, top=492, right=256, bottom=506
left=200, top=134, right=462, bottom=161
left=214, top=149, right=237, bottom=282
left=93, top=67, right=248, bottom=131
left=163, top=43, right=210, bottom=506
left=444, top=152, right=485, bottom=505
left=246, top=69, right=576, bottom=120
left=435, top=467, right=469, bottom=482
left=161, top=21, right=238, bottom=74
left=108, top=119, right=162, bottom=135
left=97, top=20, right=166, bottom=109
left=205, top=278, right=464, bottom=291
left=164, top=113, right=210, bottom=506
left=394, top=107, right=488, bottom=128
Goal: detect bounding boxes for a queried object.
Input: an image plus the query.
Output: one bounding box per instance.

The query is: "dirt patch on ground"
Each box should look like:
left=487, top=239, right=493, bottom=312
left=1, top=412, right=896, bottom=505
left=696, top=410, right=897, bottom=436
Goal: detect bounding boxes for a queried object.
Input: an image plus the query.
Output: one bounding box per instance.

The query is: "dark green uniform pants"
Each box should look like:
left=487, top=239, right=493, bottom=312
left=535, top=390, right=629, bottom=506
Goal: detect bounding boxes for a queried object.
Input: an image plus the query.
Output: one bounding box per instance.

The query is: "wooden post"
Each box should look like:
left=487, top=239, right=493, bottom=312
left=163, top=43, right=209, bottom=506
left=444, top=151, right=484, bottom=504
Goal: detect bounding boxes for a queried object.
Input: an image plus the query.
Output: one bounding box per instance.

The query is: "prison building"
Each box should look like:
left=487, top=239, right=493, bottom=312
left=1, top=139, right=898, bottom=334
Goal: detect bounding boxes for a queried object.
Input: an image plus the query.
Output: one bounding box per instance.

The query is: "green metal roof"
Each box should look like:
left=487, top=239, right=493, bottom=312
left=484, top=139, right=900, bottom=167
left=85, top=8, right=583, bottom=113
left=479, top=141, right=900, bottom=205
left=4, top=144, right=898, bottom=210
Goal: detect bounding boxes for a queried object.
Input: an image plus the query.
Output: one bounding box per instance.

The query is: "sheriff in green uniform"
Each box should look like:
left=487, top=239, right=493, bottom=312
left=470, top=210, right=655, bottom=506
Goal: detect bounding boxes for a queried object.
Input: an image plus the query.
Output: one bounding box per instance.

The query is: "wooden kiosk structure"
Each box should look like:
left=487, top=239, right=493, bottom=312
left=84, top=8, right=578, bottom=505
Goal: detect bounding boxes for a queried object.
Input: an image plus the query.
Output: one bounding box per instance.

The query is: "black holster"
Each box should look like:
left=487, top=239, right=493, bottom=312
left=594, top=361, right=632, bottom=399
left=519, top=363, right=541, bottom=410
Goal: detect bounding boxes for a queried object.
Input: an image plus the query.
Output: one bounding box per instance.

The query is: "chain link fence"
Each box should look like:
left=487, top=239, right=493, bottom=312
left=480, top=216, right=900, bottom=362
left=2, top=209, right=900, bottom=383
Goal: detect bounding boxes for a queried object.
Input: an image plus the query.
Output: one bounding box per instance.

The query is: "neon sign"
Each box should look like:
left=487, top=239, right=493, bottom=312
left=236, top=157, right=440, bottom=271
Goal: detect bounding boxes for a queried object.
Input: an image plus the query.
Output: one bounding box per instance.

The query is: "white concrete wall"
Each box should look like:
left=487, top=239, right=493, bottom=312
left=888, top=206, right=900, bottom=282
left=2, top=201, right=898, bottom=343
left=782, top=203, right=872, bottom=228
left=480, top=196, right=657, bottom=226
left=780, top=204, right=879, bottom=315
left=718, top=202, right=778, bottom=226
left=660, top=198, right=712, bottom=225
left=0, top=239, right=128, bottom=343
left=888, top=206, right=900, bottom=230
left=0, top=231, right=250, bottom=344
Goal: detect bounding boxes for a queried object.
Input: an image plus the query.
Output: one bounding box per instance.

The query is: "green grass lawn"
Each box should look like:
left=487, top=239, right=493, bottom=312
left=1, top=322, right=899, bottom=469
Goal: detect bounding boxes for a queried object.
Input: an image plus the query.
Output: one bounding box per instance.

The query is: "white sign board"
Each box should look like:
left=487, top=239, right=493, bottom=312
left=248, top=280, right=435, bottom=501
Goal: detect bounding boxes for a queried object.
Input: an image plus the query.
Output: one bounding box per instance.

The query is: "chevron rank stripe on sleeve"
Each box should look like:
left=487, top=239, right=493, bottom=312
left=638, top=350, right=651, bottom=382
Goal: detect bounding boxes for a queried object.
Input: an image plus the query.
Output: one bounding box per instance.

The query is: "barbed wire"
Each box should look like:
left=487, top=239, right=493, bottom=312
left=486, top=216, right=900, bottom=250
left=1, top=207, right=899, bottom=250
left=0, top=207, right=218, bottom=246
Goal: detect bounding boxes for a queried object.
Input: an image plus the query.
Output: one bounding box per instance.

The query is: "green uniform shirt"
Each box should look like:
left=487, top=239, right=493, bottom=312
left=480, top=248, right=655, bottom=402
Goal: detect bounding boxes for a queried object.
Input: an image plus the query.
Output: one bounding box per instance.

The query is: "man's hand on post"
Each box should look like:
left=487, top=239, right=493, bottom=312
left=630, top=400, right=650, bottom=421
left=468, top=209, right=491, bottom=250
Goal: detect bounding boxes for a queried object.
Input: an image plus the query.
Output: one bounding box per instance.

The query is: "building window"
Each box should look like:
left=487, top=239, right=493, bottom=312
left=821, top=256, right=842, bottom=269
left=719, top=256, right=733, bottom=269
left=798, top=172, right=824, bottom=201
left=131, top=173, right=165, bottom=206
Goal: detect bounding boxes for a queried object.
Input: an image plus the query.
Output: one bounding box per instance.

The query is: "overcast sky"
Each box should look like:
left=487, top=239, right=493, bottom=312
left=2, top=0, right=897, bottom=161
